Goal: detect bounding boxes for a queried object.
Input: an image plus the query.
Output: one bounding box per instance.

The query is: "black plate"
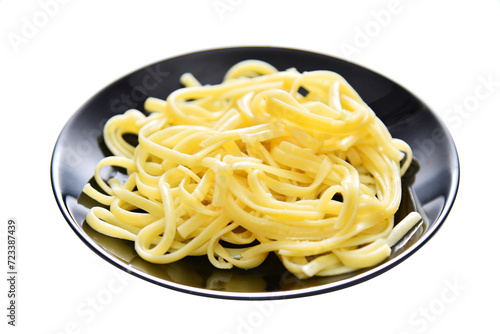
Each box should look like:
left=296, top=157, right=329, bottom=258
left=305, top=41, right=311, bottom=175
left=50, top=47, right=460, bottom=300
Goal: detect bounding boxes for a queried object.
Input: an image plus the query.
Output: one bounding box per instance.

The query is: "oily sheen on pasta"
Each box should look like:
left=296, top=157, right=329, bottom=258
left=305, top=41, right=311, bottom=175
left=83, top=60, right=421, bottom=279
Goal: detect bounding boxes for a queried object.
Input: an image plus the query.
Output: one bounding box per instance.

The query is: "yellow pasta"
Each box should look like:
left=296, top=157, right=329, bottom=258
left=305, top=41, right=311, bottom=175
left=83, top=60, right=422, bottom=279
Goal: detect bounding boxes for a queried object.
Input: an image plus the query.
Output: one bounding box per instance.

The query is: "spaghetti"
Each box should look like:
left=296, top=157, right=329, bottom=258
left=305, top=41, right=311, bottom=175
left=83, top=60, right=421, bottom=279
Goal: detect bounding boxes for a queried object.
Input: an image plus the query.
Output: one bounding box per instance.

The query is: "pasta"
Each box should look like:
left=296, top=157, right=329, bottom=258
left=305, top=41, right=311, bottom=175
left=83, top=60, right=422, bottom=279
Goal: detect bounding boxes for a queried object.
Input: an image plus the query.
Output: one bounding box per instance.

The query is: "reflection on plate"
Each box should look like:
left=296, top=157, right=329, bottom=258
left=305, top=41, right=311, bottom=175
left=50, top=47, right=459, bottom=300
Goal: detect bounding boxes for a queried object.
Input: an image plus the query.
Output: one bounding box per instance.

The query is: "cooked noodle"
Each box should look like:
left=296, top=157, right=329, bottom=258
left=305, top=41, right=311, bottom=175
left=83, top=60, right=421, bottom=279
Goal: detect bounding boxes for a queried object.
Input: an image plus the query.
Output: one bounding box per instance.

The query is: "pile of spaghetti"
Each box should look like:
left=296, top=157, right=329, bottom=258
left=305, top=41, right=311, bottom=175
left=83, top=60, right=421, bottom=279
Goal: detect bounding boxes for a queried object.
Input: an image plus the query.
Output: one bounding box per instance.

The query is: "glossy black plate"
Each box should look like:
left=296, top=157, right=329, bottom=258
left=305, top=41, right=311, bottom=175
left=50, top=47, right=460, bottom=300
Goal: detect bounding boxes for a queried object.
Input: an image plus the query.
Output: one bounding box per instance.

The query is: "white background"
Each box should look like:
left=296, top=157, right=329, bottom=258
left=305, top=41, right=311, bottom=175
left=1, top=0, right=499, bottom=333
